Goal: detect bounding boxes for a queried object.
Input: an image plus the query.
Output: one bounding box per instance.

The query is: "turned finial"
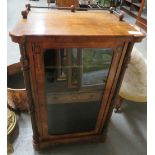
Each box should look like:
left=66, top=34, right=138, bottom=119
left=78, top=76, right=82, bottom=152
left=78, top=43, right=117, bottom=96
left=21, top=10, right=28, bottom=19
left=21, top=4, right=31, bottom=19
left=119, top=12, right=124, bottom=21
left=25, top=4, right=31, bottom=11
left=109, top=7, right=115, bottom=13
left=70, top=5, right=75, bottom=12
left=109, top=7, right=124, bottom=21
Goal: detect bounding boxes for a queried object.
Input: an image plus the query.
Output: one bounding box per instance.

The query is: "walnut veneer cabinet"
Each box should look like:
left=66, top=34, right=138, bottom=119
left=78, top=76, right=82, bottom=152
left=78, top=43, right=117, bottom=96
left=10, top=8, right=145, bottom=150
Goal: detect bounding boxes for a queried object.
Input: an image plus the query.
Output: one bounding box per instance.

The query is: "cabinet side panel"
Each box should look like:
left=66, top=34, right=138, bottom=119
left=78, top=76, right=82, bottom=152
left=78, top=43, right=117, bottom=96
left=100, top=42, right=134, bottom=133
left=96, top=42, right=129, bottom=132
left=19, top=43, right=40, bottom=144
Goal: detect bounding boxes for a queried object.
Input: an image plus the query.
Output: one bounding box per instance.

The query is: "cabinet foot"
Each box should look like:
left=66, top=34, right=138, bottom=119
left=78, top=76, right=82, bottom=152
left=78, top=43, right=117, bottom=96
left=114, top=96, right=124, bottom=113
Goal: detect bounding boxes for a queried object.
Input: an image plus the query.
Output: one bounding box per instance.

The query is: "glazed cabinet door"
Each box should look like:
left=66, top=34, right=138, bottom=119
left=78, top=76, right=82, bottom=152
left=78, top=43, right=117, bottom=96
left=44, top=48, right=113, bottom=135
left=27, top=40, right=129, bottom=140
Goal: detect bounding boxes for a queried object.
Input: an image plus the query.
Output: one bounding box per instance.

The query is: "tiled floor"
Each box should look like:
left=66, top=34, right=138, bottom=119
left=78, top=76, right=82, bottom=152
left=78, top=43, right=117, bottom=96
left=8, top=0, right=147, bottom=155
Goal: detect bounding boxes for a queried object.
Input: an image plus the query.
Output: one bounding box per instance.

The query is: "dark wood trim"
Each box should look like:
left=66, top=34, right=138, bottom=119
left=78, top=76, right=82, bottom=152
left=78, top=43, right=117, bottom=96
left=46, top=90, right=103, bottom=104
left=136, top=18, right=147, bottom=31
left=33, top=134, right=106, bottom=150
left=101, top=42, right=134, bottom=133
left=96, top=42, right=128, bottom=132
left=31, top=36, right=136, bottom=48
left=19, top=43, right=40, bottom=144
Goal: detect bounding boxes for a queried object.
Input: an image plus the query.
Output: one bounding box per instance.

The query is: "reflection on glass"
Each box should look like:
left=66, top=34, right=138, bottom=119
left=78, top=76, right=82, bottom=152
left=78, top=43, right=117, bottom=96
left=82, top=48, right=113, bottom=86
left=68, top=48, right=79, bottom=88
left=79, top=0, right=111, bottom=7
left=44, top=49, right=68, bottom=92
left=44, top=48, right=113, bottom=135
left=141, top=0, right=147, bottom=19
left=98, top=0, right=111, bottom=7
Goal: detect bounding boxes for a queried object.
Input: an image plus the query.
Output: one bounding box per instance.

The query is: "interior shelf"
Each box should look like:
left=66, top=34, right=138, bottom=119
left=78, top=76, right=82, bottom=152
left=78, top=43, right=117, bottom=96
left=126, top=0, right=132, bottom=3
left=133, top=3, right=141, bottom=7
left=131, top=10, right=139, bottom=16
left=121, top=6, right=130, bottom=11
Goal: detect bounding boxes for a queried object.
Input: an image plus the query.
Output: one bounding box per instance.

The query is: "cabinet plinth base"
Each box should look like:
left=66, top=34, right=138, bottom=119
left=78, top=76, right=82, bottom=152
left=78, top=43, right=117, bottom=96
left=32, top=133, right=107, bottom=150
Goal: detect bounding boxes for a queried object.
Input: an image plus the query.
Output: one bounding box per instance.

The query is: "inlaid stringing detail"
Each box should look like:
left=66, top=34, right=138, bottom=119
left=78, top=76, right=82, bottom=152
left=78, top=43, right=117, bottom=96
left=20, top=44, right=29, bottom=71
left=116, top=46, right=124, bottom=53
left=31, top=42, right=41, bottom=54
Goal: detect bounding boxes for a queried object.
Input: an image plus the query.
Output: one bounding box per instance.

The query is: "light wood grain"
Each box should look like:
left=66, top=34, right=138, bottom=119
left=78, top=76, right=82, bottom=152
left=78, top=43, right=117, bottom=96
left=10, top=10, right=145, bottom=41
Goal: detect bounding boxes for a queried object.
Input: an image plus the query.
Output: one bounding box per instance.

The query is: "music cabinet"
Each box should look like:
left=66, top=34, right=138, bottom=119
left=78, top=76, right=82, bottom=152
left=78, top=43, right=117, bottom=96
left=9, top=6, right=145, bottom=150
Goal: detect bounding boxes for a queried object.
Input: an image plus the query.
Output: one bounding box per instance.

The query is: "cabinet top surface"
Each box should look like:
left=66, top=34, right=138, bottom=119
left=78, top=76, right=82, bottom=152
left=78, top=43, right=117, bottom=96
left=10, top=10, right=145, bottom=41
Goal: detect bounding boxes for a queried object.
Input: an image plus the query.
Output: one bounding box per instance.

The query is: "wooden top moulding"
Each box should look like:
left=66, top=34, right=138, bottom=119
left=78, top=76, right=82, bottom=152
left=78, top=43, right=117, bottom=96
left=9, top=10, right=145, bottom=43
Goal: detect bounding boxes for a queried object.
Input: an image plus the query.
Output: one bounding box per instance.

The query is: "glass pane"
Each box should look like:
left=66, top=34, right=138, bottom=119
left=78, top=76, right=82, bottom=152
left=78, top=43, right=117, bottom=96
left=44, top=49, right=68, bottom=92
left=141, top=0, right=147, bottom=19
left=82, top=48, right=113, bottom=87
left=44, top=48, right=113, bottom=135
left=68, top=48, right=79, bottom=88
left=99, top=0, right=111, bottom=7
left=79, top=0, right=111, bottom=8
left=47, top=101, right=100, bottom=135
